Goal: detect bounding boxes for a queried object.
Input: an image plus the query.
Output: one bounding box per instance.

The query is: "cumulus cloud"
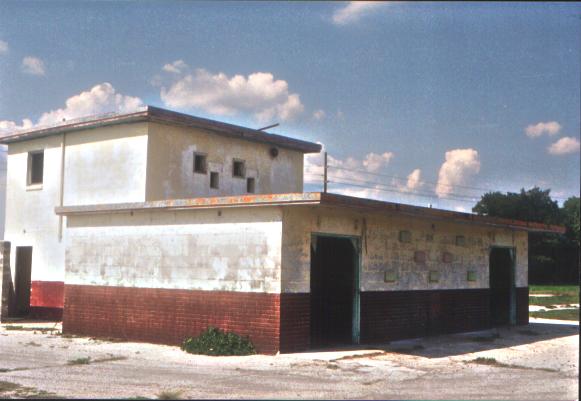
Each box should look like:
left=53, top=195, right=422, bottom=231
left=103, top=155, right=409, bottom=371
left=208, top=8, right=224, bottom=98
left=525, top=121, right=561, bottom=138
left=404, top=168, right=422, bottom=191
left=332, top=1, right=383, bottom=25
left=313, top=109, right=326, bottom=120
left=304, top=146, right=395, bottom=187
left=0, top=83, right=143, bottom=135
left=21, top=56, right=46, bottom=76
left=435, top=148, right=481, bottom=198
left=0, top=40, right=8, bottom=55
left=362, top=152, right=394, bottom=172
left=547, top=136, right=580, bottom=155
left=162, top=59, right=188, bottom=74
left=157, top=61, right=304, bottom=123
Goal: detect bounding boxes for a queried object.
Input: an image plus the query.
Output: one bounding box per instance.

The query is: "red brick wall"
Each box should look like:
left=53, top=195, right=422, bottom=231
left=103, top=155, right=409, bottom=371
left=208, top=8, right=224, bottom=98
left=516, top=287, right=529, bottom=325
left=29, top=281, right=64, bottom=320
left=360, top=289, right=491, bottom=343
left=63, top=285, right=281, bottom=354
left=280, top=293, right=310, bottom=353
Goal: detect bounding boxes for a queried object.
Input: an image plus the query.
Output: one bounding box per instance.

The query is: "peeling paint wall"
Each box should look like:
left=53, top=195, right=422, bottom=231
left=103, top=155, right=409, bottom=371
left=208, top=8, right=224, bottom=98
left=65, top=207, right=283, bottom=293
left=5, top=135, right=66, bottom=282
left=64, top=123, right=149, bottom=206
left=145, top=122, right=304, bottom=201
left=5, top=123, right=149, bottom=283
left=281, top=206, right=528, bottom=293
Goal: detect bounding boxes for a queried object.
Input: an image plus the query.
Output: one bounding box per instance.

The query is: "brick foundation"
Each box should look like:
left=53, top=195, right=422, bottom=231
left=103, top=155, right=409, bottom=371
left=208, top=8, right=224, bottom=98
left=63, top=285, right=281, bottom=354
left=516, top=287, right=529, bottom=325
left=360, top=289, right=491, bottom=343
left=280, top=293, right=310, bottom=353
left=25, top=281, right=65, bottom=320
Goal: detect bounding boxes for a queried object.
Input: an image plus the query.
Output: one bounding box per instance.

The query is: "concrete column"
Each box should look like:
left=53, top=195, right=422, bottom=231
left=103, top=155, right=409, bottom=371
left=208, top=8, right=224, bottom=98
left=0, top=241, right=12, bottom=321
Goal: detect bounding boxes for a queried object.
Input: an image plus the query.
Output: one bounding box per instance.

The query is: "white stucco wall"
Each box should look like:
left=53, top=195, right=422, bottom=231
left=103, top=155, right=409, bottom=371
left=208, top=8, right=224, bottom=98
left=145, top=122, right=304, bottom=201
left=4, top=135, right=65, bottom=281
left=63, top=123, right=149, bottom=206
left=281, top=206, right=528, bottom=293
left=65, top=207, right=283, bottom=293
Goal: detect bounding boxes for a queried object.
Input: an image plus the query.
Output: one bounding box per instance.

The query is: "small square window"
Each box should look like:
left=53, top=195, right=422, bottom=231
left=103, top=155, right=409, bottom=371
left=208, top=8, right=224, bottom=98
left=429, top=271, right=440, bottom=283
left=456, top=235, right=466, bottom=246
left=442, top=252, right=453, bottom=263
left=28, top=151, right=44, bottom=186
left=194, top=153, right=207, bottom=174
left=210, top=172, right=219, bottom=189
left=233, top=159, right=245, bottom=178
left=467, top=270, right=477, bottom=282
left=414, top=251, right=426, bottom=264
left=246, top=177, right=255, bottom=193
left=399, top=230, right=411, bottom=243
left=384, top=270, right=398, bottom=283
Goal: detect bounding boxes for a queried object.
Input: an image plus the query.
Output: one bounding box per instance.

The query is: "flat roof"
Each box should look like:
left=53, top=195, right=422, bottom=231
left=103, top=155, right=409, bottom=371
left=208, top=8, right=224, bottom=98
left=0, top=106, right=321, bottom=153
left=55, top=192, right=566, bottom=234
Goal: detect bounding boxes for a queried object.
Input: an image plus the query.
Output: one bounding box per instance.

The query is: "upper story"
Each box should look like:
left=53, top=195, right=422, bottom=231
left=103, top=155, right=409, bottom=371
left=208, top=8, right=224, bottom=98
left=0, top=106, right=322, bottom=208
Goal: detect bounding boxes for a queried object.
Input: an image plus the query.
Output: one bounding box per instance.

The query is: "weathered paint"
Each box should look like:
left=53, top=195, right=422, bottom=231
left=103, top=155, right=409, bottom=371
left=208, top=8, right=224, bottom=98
left=145, top=122, right=304, bottom=200
left=65, top=207, right=283, bottom=293
left=281, top=206, right=529, bottom=293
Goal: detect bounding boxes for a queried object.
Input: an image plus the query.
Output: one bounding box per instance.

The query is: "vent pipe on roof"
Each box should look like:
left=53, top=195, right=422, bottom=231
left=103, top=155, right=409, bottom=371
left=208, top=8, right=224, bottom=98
left=257, top=123, right=279, bottom=131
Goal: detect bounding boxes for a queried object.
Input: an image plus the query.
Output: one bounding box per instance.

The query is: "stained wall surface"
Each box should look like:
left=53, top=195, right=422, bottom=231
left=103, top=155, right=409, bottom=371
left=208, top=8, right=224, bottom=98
left=281, top=206, right=528, bottom=293
left=65, top=207, right=283, bottom=293
left=145, top=122, right=304, bottom=201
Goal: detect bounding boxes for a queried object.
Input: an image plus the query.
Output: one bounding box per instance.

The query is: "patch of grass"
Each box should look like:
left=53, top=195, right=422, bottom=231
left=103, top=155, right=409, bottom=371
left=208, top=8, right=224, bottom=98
left=24, top=341, right=41, bottom=347
left=67, top=357, right=91, bottom=365
left=530, top=285, right=579, bottom=295
left=0, top=381, right=63, bottom=398
left=0, top=380, right=20, bottom=393
left=157, top=390, right=183, bottom=400
left=530, top=294, right=579, bottom=306
left=181, top=327, right=256, bottom=356
left=468, top=357, right=558, bottom=372
left=4, top=325, right=24, bottom=331
left=530, top=308, right=579, bottom=321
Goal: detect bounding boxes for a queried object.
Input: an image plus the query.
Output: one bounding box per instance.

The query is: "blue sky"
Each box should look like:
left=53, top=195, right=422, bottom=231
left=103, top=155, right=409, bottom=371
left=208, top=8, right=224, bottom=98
left=0, top=1, right=579, bottom=212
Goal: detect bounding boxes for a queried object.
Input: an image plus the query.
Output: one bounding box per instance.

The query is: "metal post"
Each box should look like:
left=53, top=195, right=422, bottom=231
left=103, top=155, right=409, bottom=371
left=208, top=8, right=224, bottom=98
left=323, top=152, right=328, bottom=193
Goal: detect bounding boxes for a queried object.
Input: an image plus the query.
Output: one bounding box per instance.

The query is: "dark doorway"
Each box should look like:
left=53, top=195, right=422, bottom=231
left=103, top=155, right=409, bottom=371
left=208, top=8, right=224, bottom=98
left=14, top=247, right=33, bottom=317
left=310, top=236, right=358, bottom=348
left=489, top=247, right=515, bottom=326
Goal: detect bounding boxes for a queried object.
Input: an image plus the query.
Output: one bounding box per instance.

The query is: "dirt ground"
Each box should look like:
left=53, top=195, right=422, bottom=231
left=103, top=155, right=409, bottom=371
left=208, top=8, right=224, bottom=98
left=0, top=318, right=578, bottom=400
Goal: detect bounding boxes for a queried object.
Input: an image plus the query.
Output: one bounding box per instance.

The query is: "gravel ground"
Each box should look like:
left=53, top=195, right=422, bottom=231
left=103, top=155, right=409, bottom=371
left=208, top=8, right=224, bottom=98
left=0, top=318, right=578, bottom=400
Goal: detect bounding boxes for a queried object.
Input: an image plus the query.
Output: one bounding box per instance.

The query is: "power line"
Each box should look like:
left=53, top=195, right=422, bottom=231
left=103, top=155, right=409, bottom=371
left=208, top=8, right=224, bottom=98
left=326, top=164, right=571, bottom=201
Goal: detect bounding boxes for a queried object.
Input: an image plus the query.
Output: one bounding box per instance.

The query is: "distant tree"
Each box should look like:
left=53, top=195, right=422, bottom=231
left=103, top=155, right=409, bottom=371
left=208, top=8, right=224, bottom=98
left=473, top=188, right=579, bottom=285
left=561, top=196, right=580, bottom=244
left=472, top=187, right=560, bottom=225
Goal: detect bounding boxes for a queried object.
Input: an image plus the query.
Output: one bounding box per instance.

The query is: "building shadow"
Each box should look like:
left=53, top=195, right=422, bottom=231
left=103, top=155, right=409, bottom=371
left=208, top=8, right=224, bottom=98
left=307, top=321, right=579, bottom=358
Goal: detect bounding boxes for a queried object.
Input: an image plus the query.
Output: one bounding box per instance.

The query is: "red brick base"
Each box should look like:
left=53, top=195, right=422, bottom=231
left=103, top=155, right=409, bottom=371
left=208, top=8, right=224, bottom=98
left=63, top=285, right=281, bottom=354
left=62, top=285, right=529, bottom=354
left=29, top=281, right=64, bottom=320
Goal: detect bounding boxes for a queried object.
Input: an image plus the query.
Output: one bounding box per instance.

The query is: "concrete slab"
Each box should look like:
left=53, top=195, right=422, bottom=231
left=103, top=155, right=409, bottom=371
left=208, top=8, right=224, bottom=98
left=0, top=320, right=577, bottom=400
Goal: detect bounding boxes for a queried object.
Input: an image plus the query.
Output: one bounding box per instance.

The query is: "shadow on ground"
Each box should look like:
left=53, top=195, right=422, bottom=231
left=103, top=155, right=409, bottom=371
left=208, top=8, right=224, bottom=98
left=308, top=321, right=579, bottom=358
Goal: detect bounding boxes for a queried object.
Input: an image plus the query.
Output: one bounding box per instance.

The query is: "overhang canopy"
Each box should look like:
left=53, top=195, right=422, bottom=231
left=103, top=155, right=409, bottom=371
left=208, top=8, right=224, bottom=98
left=55, top=192, right=566, bottom=234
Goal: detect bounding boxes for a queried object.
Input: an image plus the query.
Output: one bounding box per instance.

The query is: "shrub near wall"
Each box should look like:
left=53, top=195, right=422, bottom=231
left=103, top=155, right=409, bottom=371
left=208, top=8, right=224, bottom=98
left=181, top=327, right=256, bottom=356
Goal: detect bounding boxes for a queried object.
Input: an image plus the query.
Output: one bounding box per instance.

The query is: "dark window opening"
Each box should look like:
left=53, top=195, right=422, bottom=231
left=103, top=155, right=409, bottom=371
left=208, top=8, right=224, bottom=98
left=28, top=151, right=44, bottom=185
left=233, top=160, right=245, bottom=178
left=246, top=177, right=255, bottom=193
left=194, top=153, right=207, bottom=174
left=489, top=248, right=515, bottom=326
left=210, top=172, right=219, bottom=189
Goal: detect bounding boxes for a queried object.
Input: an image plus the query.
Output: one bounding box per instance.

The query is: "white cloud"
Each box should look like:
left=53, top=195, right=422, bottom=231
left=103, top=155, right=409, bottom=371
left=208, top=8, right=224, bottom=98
left=313, top=109, right=326, bottom=120
left=332, top=1, right=384, bottom=25
left=525, top=121, right=561, bottom=138
left=362, top=152, right=394, bottom=172
left=547, top=136, right=580, bottom=155
left=162, top=59, right=187, bottom=74
left=405, top=168, right=422, bottom=191
left=158, top=61, right=304, bottom=123
left=0, top=40, right=8, bottom=55
left=454, top=206, right=467, bottom=213
left=435, top=148, right=481, bottom=198
left=0, top=82, right=143, bottom=135
left=21, top=56, right=46, bottom=76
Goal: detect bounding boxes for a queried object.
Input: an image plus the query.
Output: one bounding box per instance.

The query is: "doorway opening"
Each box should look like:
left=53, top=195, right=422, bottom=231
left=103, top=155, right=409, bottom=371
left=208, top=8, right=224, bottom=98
left=14, top=246, right=33, bottom=317
left=310, top=235, right=359, bottom=348
left=489, top=247, right=516, bottom=326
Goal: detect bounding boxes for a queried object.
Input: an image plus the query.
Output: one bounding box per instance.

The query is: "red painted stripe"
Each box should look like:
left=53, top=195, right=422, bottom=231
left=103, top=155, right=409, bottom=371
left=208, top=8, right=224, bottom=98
left=30, top=281, right=65, bottom=308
